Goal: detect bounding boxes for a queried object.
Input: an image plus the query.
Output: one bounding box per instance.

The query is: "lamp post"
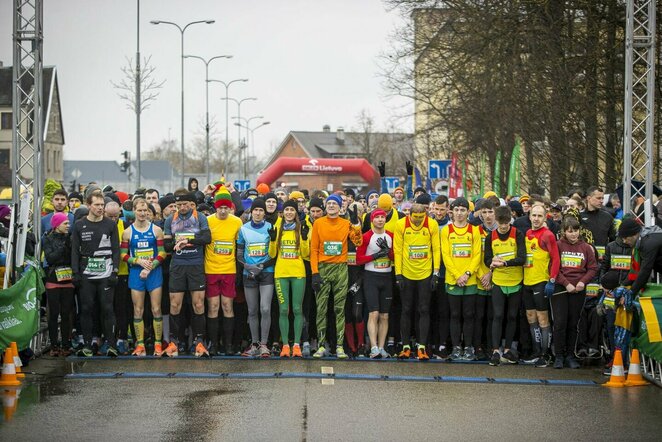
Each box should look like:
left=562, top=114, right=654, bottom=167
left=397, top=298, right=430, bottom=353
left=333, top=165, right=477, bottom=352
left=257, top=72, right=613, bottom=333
left=184, top=55, right=232, bottom=184
left=207, top=78, right=248, bottom=174
left=150, top=18, right=215, bottom=187
left=232, top=115, right=263, bottom=159
left=234, top=120, right=270, bottom=177
left=222, top=96, right=256, bottom=178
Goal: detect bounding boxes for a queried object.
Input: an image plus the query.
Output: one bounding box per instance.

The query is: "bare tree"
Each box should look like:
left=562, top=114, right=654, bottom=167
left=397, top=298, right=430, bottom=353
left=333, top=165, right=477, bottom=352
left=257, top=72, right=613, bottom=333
left=111, top=55, right=165, bottom=112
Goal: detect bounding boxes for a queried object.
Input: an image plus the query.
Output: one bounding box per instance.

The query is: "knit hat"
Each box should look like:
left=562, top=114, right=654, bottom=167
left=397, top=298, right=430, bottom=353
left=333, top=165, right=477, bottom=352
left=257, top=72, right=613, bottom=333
left=68, top=191, right=83, bottom=202
left=378, top=193, right=393, bottom=211
left=256, top=183, right=270, bottom=195
left=618, top=217, right=642, bottom=238
left=519, top=194, right=530, bottom=203
left=414, top=186, right=426, bottom=194
left=415, top=193, right=432, bottom=206
left=356, top=193, right=366, bottom=201
left=401, top=201, right=412, bottom=211
left=250, top=198, right=267, bottom=212
left=365, top=189, right=379, bottom=202
left=158, top=195, right=176, bottom=212
left=325, top=194, right=343, bottom=207
left=264, top=192, right=278, bottom=203
left=508, top=200, right=523, bottom=217
left=393, top=186, right=405, bottom=194
left=213, top=185, right=234, bottom=209
left=289, top=190, right=305, bottom=200
left=115, top=191, right=129, bottom=204
left=50, top=212, right=68, bottom=230
left=282, top=199, right=299, bottom=213
left=243, top=188, right=259, bottom=199
left=451, top=197, right=470, bottom=209
left=344, top=188, right=356, bottom=198
left=483, top=191, right=497, bottom=199
left=175, top=192, right=196, bottom=203
left=309, top=197, right=324, bottom=211
left=370, top=209, right=387, bottom=222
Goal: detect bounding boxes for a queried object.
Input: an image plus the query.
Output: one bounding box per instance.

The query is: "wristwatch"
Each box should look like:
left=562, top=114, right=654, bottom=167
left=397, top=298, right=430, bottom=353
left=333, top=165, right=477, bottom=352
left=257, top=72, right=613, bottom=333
left=464, top=271, right=471, bottom=277
left=549, top=278, right=555, bottom=284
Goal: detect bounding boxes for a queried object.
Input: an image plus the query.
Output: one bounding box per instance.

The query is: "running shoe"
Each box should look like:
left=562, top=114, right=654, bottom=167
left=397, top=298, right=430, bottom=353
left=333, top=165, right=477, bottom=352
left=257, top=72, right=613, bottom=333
left=164, top=341, right=179, bottom=357
left=153, top=342, right=164, bottom=357
left=587, top=348, right=600, bottom=358
left=106, top=345, right=119, bottom=358
left=522, top=352, right=542, bottom=364
left=241, top=343, right=259, bottom=357
left=369, top=346, right=381, bottom=359
left=449, top=346, right=463, bottom=360
left=565, top=355, right=580, bottom=369
left=336, top=346, right=349, bottom=359
left=177, top=341, right=187, bottom=355
left=489, top=351, right=501, bottom=366
left=385, top=342, right=396, bottom=357
left=271, top=342, right=281, bottom=356
left=98, top=342, right=109, bottom=356
left=292, top=344, right=302, bottom=358
left=433, top=346, right=450, bottom=360
left=379, top=348, right=391, bottom=359
left=313, top=345, right=328, bottom=359
left=259, top=344, right=271, bottom=358
left=533, top=356, right=548, bottom=368
left=417, top=346, right=429, bottom=361
left=77, top=346, right=94, bottom=358
left=462, top=346, right=476, bottom=361
left=356, top=344, right=368, bottom=358
left=280, top=344, right=291, bottom=358
left=91, top=341, right=100, bottom=355
left=194, top=341, right=210, bottom=358
left=116, top=340, right=129, bottom=356
left=475, top=347, right=487, bottom=361
left=603, top=361, right=613, bottom=376
left=132, top=344, right=147, bottom=357
left=576, top=348, right=588, bottom=358
left=500, top=350, right=518, bottom=364
left=302, top=342, right=311, bottom=358
left=207, top=342, right=218, bottom=357
left=398, top=346, right=411, bottom=359
left=554, top=355, right=564, bottom=369
left=49, top=345, right=60, bottom=357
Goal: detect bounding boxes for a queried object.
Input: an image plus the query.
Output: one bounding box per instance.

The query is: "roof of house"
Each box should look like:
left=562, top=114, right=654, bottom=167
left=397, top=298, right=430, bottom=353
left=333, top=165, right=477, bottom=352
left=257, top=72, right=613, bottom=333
left=133, top=160, right=173, bottom=180
left=64, top=160, right=128, bottom=185
left=0, top=66, right=64, bottom=143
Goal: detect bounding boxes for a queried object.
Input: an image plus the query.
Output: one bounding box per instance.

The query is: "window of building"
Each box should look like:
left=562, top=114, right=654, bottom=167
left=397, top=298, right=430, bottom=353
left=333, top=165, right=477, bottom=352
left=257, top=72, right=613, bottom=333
left=0, top=149, right=9, bottom=166
left=0, top=112, right=11, bottom=130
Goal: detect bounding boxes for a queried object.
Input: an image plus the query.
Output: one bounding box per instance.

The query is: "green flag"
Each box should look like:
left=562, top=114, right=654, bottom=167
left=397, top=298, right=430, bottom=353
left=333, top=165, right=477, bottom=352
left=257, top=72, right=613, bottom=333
left=494, top=151, right=502, bottom=196
left=0, top=266, right=43, bottom=351
left=508, top=138, right=521, bottom=196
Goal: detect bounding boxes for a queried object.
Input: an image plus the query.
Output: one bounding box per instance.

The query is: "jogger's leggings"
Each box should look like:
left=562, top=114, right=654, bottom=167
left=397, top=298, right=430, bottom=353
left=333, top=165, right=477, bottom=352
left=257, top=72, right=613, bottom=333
left=491, top=286, right=522, bottom=349
left=245, top=284, right=274, bottom=344
left=80, top=278, right=116, bottom=346
left=316, top=263, right=348, bottom=346
left=400, top=276, right=431, bottom=345
left=449, top=294, right=476, bottom=348
left=47, top=287, right=74, bottom=345
left=276, top=277, right=305, bottom=343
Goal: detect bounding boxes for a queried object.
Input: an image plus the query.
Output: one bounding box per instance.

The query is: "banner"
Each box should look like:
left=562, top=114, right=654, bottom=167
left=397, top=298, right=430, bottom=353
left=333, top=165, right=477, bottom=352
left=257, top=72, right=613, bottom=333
left=449, top=152, right=458, bottom=198
left=494, top=151, right=502, bottom=196
left=633, top=284, right=662, bottom=361
left=508, top=137, right=521, bottom=196
left=0, top=266, right=43, bottom=351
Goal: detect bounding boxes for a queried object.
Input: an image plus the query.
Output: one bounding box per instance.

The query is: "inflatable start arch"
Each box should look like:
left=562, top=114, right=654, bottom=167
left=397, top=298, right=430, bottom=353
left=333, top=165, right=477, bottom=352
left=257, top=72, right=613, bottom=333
left=256, top=157, right=379, bottom=187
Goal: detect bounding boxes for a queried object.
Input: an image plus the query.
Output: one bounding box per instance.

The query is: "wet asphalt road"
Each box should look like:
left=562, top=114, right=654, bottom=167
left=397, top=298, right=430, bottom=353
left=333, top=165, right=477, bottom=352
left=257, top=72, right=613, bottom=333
left=1, top=356, right=661, bottom=441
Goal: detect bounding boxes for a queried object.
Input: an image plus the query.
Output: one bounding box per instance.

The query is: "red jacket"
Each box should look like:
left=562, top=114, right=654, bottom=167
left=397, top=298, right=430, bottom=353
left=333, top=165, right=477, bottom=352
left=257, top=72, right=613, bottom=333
left=356, top=230, right=394, bottom=266
left=557, top=238, right=599, bottom=287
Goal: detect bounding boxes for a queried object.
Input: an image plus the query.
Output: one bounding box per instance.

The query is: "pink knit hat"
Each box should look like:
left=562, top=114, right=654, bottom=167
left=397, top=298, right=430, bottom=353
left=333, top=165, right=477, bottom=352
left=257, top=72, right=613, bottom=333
left=50, top=212, right=68, bottom=230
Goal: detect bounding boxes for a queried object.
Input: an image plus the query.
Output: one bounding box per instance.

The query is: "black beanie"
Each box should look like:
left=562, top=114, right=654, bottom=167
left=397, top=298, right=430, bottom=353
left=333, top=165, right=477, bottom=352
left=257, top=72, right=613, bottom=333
left=618, top=218, right=642, bottom=238
left=251, top=197, right=267, bottom=212
left=282, top=199, right=299, bottom=213
left=309, top=197, right=324, bottom=211
left=415, top=193, right=432, bottom=206
left=264, top=192, right=278, bottom=203
left=158, top=195, right=176, bottom=211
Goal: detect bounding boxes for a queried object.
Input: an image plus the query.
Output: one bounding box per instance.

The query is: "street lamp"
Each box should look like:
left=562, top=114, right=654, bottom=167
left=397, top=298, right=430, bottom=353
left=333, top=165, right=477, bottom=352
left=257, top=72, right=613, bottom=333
left=150, top=18, right=215, bottom=187
left=184, top=55, right=232, bottom=184
left=234, top=120, right=270, bottom=177
left=222, top=96, right=256, bottom=178
left=232, top=115, right=263, bottom=158
left=208, top=78, right=248, bottom=174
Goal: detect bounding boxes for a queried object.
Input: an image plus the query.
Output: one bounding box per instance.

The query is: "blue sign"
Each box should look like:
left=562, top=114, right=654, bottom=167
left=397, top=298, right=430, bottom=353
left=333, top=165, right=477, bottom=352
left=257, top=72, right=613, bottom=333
left=234, top=180, right=251, bottom=191
left=384, top=176, right=400, bottom=193
left=428, top=160, right=451, bottom=180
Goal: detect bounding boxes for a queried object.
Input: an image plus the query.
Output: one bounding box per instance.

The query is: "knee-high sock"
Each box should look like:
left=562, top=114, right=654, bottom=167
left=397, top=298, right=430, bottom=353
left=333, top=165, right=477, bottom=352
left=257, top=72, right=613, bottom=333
left=345, top=323, right=356, bottom=352
left=529, top=322, right=542, bottom=354
left=223, top=316, right=235, bottom=350
left=207, top=316, right=219, bottom=346
left=192, top=313, right=206, bottom=341
left=541, top=326, right=551, bottom=353
left=134, top=319, right=144, bottom=345
left=153, top=316, right=163, bottom=344
left=355, top=321, right=365, bottom=347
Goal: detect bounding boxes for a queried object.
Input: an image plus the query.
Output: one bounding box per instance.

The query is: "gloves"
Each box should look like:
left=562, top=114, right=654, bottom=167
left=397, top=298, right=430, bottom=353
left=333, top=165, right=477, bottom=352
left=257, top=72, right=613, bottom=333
left=375, top=237, right=389, bottom=251
left=267, top=225, right=278, bottom=241
left=544, top=281, right=555, bottom=298
left=406, top=160, right=414, bottom=175
left=312, top=273, right=323, bottom=293
left=347, top=205, right=359, bottom=225
left=371, top=248, right=389, bottom=260
left=108, top=272, right=118, bottom=287
left=72, top=273, right=81, bottom=288
left=378, top=161, right=386, bottom=178
left=430, top=274, right=439, bottom=291
left=396, top=275, right=404, bottom=291
left=244, top=264, right=263, bottom=277
left=300, top=223, right=309, bottom=241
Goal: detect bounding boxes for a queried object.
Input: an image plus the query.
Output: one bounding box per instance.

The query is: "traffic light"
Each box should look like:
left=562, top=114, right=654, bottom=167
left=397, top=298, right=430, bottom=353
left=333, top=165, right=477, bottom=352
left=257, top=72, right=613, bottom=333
left=120, top=150, right=130, bottom=172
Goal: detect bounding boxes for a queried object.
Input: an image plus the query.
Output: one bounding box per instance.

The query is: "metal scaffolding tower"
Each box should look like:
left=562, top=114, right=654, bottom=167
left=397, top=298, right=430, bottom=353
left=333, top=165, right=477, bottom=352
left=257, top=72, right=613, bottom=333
left=8, top=0, right=44, bottom=277
left=622, top=0, right=656, bottom=221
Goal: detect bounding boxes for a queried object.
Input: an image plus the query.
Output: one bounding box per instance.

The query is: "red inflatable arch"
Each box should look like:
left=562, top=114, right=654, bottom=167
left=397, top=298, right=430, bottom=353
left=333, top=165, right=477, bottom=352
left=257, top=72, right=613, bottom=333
left=256, top=157, right=379, bottom=186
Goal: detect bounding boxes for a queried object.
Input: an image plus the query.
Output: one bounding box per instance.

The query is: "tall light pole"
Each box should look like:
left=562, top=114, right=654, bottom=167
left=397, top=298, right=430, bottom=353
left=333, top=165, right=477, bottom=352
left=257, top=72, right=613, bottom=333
left=135, top=0, right=141, bottom=189
left=235, top=120, right=270, bottom=177
left=232, top=115, right=263, bottom=158
left=208, top=78, right=248, bottom=174
left=150, top=18, right=214, bottom=187
left=222, top=97, right=256, bottom=177
left=184, top=55, right=232, bottom=184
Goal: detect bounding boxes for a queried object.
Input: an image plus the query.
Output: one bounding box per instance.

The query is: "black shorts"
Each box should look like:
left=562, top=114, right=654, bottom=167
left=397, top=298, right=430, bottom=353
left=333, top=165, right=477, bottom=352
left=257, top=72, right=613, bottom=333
left=523, top=282, right=548, bottom=312
left=169, top=264, right=206, bottom=293
left=363, top=271, right=393, bottom=313
left=243, top=271, right=275, bottom=288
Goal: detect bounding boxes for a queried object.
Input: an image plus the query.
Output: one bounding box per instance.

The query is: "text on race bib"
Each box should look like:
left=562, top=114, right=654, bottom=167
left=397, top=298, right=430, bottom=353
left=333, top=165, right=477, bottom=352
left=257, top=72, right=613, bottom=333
left=213, top=241, right=233, bottom=255
left=55, top=266, right=73, bottom=282
left=409, top=245, right=428, bottom=260
left=323, top=241, right=343, bottom=256
left=452, top=243, right=472, bottom=258
left=247, top=242, right=267, bottom=258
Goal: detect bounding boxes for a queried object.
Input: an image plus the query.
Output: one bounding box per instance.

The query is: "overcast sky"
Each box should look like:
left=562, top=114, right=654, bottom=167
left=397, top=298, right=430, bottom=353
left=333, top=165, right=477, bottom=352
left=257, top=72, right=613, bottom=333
left=0, top=0, right=412, bottom=168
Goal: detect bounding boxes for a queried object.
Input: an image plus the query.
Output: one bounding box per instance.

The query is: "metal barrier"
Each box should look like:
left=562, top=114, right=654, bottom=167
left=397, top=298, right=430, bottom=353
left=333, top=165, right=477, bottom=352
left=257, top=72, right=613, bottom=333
left=641, top=352, right=662, bottom=387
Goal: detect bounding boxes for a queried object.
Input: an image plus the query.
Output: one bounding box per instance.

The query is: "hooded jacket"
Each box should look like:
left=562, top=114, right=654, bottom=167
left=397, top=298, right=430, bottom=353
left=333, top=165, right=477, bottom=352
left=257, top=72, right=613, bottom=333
left=630, top=225, right=662, bottom=294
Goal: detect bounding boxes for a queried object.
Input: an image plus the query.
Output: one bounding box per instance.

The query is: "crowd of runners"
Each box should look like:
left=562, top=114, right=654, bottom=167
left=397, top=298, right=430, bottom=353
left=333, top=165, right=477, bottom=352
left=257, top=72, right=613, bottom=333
left=35, top=168, right=662, bottom=373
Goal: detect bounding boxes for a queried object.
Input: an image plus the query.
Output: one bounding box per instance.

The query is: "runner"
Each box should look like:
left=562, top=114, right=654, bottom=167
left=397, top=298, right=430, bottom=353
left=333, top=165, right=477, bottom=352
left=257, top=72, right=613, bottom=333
left=271, top=199, right=309, bottom=357
left=300, top=196, right=325, bottom=356
left=356, top=209, right=394, bottom=358
left=474, top=200, right=496, bottom=360
left=310, top=194, right=363, bottom=359
left=394, top=203, right=441, bottom=360
left=523, top=203, right=560, bottom=367
left=432, top=194, right=451, bottom=359
left=120, top=198, right=167, bottom=357
left=204, top=186, right=243, bottom=356
left=238, top=198, right=277, bottom=358
left=580, top=186, right=616, bottom=261
left=71, top=190, right=120, bottom=357
left=162, top=189, right=212, bottom=357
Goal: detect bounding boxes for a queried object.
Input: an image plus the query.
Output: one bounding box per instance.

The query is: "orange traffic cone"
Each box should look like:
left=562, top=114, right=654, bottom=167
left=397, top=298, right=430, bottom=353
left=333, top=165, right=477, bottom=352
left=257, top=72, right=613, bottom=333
left=0, top=349, right=21, bottom=387
left=603, top=349, right=626, bottom=387
left=624, top=349, right=649, bottom=387
left=9, top=342, right=25, bottom=379
left=2, top=389, right=17, bottom=421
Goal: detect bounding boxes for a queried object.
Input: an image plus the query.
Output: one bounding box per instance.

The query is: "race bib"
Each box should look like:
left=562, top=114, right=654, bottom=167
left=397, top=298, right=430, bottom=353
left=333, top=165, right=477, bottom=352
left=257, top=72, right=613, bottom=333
left=602, top=293, right=616, bottom=309
left=525, top=253, right=533, bottom=268
left=347, top=252, right=356, bottom=266
left=85, top=257, right=107, bottom=273
left=323, top=241, right=342, bottom=256
left=213, top=240, right=233, bottom=256
left=280, top=244, right=299, bottom=260
left=595, top=246, right=606, bottom=259
left=135, top=248, right=153, bottom=259
left=452, top=242, right=471, bottom=258
left=586, top=283, right=601, bottom=297
left=409, top=245, right=428, bottom=260
left=175, top=232, right=195, bottom=242
left=55, top=266, right=73, bottom=282
left=373, top=257, right=391, bottom=269
left=496, top=251, right=515, bottom=261
left=247, top=242, right=267, bottom=258
left=610, top=254, right=631, bottom=271
left=560, top=252, right=583, bottom=269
